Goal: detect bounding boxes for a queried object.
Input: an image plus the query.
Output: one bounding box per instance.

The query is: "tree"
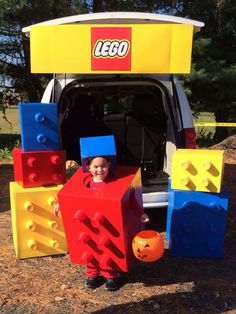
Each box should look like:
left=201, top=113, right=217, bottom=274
left=1, top=0, right=235, bottom=143
left=86, top=1, right=236, bottom=142
left=179, top=0, right=236, bottom=141
left=0, top=0, right=87, bottom=102
left=0, top=0, right=165, bottom=104
left=91, top=0, right=160, bottom=12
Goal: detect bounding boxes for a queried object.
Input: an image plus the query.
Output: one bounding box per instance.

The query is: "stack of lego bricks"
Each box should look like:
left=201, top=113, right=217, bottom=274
left=166, top=149, right=229, bottom=258
left=58, top=135, right=144, bottom=272
left=10, top=102, right=68, bottom=259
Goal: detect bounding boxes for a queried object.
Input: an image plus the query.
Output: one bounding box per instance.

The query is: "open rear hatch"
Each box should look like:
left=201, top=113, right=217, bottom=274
left=23, top=12, right=204, bottom=204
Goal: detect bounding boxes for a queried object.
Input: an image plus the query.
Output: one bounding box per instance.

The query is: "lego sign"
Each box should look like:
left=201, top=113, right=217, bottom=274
left=93, top=40, right=129, bottom=57
left=91, top=27, right=131, bottom=71
left=30, top=24, right=194, bottom=73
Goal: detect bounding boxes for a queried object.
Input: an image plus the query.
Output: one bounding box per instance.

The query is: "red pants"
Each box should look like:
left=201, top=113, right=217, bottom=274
left=85, top=265, right=120, bottom=279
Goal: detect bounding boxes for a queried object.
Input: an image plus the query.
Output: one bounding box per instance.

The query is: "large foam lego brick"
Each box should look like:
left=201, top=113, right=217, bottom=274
left=171, top=149, right=224, bottom=193
left=58, top=166, right=144, bottom=272
left=80, top=135, right=117, bottom=173
left=13, top=148, right=66, bottom=188
left=19, top=102, right=61, bottom=152
left=10, top=182, right=67, bottom=259
left=166, top=180, right=229, bottom=258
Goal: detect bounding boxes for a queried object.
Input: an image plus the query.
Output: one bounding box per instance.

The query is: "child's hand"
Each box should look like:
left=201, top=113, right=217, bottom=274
left=140, top=213, right=150, bottom=224
left=66, top=160, right=79, bottom=173
left=54, top=202, right=60, bottom=217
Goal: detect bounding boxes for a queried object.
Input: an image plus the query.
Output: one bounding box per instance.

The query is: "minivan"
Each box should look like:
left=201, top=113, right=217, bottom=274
left=23, top=12, right=204, bottom=208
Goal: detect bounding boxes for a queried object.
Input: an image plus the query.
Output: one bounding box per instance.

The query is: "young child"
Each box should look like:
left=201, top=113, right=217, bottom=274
left=85, top=156, right=149, bottom=291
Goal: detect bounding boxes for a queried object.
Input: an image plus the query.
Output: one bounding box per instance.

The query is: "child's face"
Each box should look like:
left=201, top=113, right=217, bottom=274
left=88, top=157, right=110, bottom=182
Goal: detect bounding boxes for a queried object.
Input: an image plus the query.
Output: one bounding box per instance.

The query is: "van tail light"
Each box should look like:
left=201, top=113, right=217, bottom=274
left=184, top=128, right=196, bottom=148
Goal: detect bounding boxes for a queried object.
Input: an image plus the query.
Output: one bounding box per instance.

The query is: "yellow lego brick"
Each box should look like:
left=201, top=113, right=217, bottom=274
left=10, top=182, right=68, bottom=259
left=171, top=149, right=224, bottom=193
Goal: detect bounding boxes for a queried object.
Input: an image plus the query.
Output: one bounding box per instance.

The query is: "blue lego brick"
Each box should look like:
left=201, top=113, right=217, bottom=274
left=19, top=102, right=61, bottom=152
left=80, top=135, right=117, bottom=173
left=166, top=179, right=229, bottom=258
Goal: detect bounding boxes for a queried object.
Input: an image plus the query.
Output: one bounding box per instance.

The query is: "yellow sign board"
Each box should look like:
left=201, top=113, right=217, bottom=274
left=30, top=24, right=193, bottom=74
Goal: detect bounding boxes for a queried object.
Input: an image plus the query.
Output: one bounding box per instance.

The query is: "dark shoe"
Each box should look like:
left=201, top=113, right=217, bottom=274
left=85, top=276, right=100, bottom=289
left=105, top=278, right=119, bottom=291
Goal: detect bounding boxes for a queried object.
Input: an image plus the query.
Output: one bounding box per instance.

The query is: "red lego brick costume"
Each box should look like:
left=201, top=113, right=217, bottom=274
left=85, top=177, right=143, bottom=279
left=58, top=166, right=144, bottom=277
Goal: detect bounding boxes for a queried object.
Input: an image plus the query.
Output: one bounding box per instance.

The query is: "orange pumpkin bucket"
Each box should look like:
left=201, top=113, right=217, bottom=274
left=132, top=230, right=164, bottom=262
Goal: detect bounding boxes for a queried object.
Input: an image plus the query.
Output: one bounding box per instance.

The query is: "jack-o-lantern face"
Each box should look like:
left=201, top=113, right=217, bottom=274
left=132, top=230, right=164, bottom=262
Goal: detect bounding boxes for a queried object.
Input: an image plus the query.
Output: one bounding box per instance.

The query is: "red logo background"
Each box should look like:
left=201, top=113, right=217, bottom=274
left=91, top=27, right=131, bottom=71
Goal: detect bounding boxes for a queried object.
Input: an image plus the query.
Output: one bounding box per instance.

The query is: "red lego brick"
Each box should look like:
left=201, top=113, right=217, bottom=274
left=58, top=166, right=144, bottom=272
left=13, top=148, right=66, bottom=188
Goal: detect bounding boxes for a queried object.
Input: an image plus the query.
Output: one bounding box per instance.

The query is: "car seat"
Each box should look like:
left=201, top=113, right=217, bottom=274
left=126, top=93, right=167, bottom=177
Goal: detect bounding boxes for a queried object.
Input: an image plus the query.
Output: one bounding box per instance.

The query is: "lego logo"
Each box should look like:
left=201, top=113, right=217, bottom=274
left=93, top=40, right=130, bottom=58
left=91, top=27, right=131, bottom=70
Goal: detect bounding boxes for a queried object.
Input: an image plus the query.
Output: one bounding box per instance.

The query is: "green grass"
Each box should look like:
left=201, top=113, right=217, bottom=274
left=0, top=134, right=21, bottom=161
left=0, top=108, right=20, bottom=134
left=0, top=146, right=14, bottom=160
left=194, top=112, right=215, bottom=148
left=0, top=108, right=21, bottom=160
left=194, top=112, right=215, bottom=136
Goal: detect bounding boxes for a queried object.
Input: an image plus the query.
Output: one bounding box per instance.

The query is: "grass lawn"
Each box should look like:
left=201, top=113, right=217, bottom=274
left=194, top=112, right=216, bottom=147
left=0, top=108, right=21, bottom=158
left=194, top=111, right=216, bottom=138
left=0, top=108, right=20, bottom=134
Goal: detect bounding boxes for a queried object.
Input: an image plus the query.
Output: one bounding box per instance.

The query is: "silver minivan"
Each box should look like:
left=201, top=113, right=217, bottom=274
left=23, top=12, right=204, bottom=208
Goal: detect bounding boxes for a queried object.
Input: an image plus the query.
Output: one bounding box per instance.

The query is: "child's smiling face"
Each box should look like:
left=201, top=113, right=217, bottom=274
left=88, top=157, right=110, bottom=182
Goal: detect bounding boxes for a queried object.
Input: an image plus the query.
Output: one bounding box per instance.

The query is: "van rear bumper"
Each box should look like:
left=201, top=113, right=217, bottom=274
left=142, top=191, right=168, bottom=208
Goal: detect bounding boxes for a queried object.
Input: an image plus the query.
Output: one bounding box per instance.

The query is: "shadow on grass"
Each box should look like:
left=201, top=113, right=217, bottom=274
left=92, top=199, right=236, bottom=313
left=92, top=287, right=235, bottom=314
left=0, top=161, right=236, bottom=313
left=92, top=164, right=236, bottom=313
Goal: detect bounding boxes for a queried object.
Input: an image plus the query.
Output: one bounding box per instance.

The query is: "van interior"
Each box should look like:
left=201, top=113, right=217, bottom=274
left=58, top=78, right=172, bottom=193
